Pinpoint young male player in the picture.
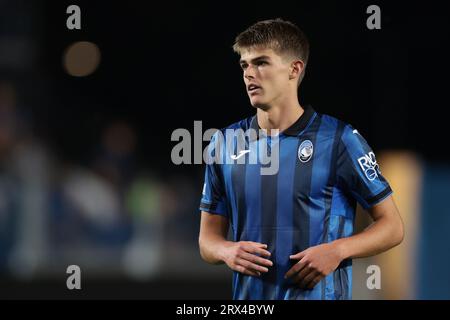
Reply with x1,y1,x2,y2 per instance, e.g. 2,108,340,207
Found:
198,18,404,300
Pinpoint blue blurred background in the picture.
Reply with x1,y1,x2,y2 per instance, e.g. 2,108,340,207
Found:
0,0,449,299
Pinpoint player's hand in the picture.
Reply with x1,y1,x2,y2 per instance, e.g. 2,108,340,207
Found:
222,241,273,277
284,243,343,289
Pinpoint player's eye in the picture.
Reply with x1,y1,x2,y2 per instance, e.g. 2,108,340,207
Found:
256,61,268,66
240,63,248,70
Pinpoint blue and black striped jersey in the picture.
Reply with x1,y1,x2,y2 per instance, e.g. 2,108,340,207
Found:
199,105,392,300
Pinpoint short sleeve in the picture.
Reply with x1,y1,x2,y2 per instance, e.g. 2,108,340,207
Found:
199,132,228,216
336,125,393,209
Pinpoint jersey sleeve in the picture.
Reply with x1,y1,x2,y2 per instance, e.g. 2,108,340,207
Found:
335,125,393,209
199,132,228,217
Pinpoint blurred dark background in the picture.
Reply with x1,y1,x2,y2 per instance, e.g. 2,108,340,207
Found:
0,0,449,299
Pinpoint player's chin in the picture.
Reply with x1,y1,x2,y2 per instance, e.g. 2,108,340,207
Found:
249,97,269,110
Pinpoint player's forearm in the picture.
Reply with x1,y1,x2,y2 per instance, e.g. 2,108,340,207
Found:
333,214,404,260
199,233,232,265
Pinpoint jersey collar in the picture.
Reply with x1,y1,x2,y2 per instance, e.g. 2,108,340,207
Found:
249,104,316,139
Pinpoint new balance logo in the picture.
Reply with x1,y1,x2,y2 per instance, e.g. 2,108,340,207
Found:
231,150,251,160
357,152,381,181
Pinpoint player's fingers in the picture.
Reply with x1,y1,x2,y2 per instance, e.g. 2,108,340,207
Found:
293,268,315,287
243,244,271,258
298,269,319,289
289,250,306,260
285,259,308,279
253,242,268,248
236,258,269,273
243,241,267,248
306,275,323,290
295,262,314,282
235,265,261,277
240,251,273,268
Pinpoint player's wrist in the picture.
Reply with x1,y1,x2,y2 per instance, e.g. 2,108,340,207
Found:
332,239,348,261
218,240,234,263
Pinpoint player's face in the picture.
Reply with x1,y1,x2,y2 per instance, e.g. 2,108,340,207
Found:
239,47,292,109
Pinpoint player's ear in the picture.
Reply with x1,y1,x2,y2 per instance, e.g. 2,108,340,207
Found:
289,59,304,80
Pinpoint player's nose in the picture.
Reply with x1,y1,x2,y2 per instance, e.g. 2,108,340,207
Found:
244,65,256,80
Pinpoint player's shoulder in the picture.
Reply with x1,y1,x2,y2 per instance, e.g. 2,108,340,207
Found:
316,111,365,145
314,111,353,136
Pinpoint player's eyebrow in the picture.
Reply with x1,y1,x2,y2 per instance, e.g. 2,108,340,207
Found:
239,55,271,64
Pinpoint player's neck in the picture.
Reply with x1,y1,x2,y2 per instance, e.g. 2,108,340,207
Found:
256,99,304,136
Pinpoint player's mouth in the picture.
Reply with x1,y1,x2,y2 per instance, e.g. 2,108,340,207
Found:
247,84,262,95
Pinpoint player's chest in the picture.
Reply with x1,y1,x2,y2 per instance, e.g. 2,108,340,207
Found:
223,135,334,201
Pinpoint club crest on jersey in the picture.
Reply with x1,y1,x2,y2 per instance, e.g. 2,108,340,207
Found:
357,151,381,181
298,140,313,163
